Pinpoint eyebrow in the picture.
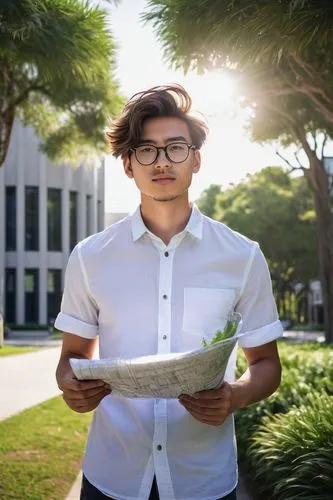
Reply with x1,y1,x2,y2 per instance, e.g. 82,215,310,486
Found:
138,136,188,145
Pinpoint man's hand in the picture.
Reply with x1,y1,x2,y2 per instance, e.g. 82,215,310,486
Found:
58,369,111,413
179,382,234,426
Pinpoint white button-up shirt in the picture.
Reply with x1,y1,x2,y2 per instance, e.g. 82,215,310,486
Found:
55,205,282,500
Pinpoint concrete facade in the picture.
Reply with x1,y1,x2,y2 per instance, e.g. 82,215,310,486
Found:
0,119,105,326
104,212,129,228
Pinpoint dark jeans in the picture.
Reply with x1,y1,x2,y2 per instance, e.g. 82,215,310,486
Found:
80,474,237,500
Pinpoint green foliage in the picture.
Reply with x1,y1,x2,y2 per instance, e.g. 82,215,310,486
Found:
196,184,221,219
143,1,333,71
200,167,318,288
143,1,333,155
202,316,238,347
249,391,333,499
235,341,333,497
0,0,124,166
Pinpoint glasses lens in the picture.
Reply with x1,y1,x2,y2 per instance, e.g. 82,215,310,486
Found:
166,143,189,163
136,145,157,165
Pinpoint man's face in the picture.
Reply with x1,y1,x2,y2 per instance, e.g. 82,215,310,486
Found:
123,116,201,203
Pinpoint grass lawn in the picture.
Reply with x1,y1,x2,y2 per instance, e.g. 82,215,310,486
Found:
0,345,40,357
0,396,92,499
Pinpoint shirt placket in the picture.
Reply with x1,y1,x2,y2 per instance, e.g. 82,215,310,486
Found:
151,236,181,500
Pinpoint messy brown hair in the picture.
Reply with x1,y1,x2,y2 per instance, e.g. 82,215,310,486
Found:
104,84,208,158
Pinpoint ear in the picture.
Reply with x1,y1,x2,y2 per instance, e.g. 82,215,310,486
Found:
193,149,201,174
123,154,134,179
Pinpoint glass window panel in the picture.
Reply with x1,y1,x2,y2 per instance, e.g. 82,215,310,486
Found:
25,186,39,251
47,189,62,251
24,269,39,323
70,191,78,250
5,268,16,323
47,269,62,322
6,187,16,251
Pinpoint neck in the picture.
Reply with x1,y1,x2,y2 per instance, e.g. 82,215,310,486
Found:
140,195,192,245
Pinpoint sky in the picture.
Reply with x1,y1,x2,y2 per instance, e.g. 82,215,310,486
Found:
104,0,281,213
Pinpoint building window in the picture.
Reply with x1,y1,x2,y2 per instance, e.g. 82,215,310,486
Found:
6,187,16,251
47,269,62,324
86,195,92,236
48,188,62,251
25,186,39,251
97,200,103,231
70,191,78,250
5,268,16,324
25,269,39,323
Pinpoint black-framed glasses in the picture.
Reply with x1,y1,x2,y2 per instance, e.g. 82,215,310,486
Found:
130,142,196,166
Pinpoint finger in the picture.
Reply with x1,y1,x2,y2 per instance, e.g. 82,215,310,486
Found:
192,387,226,400
73,391,110,408
179,397,224,410
186,409,223,426
180,401,227,418
64,389,110,410
61,378,108,392
63,385,111,401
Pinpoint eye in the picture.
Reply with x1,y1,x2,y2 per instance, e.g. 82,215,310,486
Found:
169,143,186,151
138,146,155,154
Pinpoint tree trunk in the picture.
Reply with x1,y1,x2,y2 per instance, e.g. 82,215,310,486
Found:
0,163,5,346
304,156,333,343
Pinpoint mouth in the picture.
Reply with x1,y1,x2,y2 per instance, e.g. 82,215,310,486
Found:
152,177,176,185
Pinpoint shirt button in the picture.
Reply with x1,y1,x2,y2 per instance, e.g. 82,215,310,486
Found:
157,444,162,451
162,335,167,340
162,294,168,299
164,251,169,257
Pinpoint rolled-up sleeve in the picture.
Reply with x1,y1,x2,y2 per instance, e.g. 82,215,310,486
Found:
236,244,283,348
54,244,98,339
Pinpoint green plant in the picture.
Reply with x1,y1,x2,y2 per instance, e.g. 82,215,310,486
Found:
235,342,333,460
202,313,241,347
249,391,333,499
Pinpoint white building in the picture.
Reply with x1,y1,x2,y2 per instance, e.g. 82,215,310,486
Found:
105,212,129,228
0,120,104,326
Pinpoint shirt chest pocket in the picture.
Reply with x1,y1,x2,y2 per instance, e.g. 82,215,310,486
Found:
182,287,236,337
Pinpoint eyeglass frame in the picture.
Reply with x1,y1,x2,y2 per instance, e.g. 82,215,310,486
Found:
130,142,197,166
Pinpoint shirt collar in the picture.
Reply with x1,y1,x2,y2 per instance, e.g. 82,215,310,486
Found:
131,203,203,242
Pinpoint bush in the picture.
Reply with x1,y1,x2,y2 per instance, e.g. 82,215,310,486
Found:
249,391,333,499
236,343,333,457
235,342,333,498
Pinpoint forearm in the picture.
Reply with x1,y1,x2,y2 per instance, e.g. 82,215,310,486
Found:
230,358,281,411
56,354,76,387
56,332,97,386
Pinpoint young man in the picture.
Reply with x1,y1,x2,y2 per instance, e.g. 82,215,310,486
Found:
55,85,282,500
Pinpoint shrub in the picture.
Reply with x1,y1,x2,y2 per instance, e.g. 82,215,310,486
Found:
236,342,333,460
249,391,333,499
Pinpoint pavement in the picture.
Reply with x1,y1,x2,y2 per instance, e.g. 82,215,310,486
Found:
6,329,322,499
0,344,62,421
282,329,325,343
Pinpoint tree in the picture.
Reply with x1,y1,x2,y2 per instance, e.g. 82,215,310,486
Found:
143,0,333,342
0,0,124,168
195,184,221,219
143,1,333,123
209,168,317,322
0,0,124,344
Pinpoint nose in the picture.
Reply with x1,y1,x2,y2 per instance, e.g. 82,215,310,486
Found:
155,147,171,168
